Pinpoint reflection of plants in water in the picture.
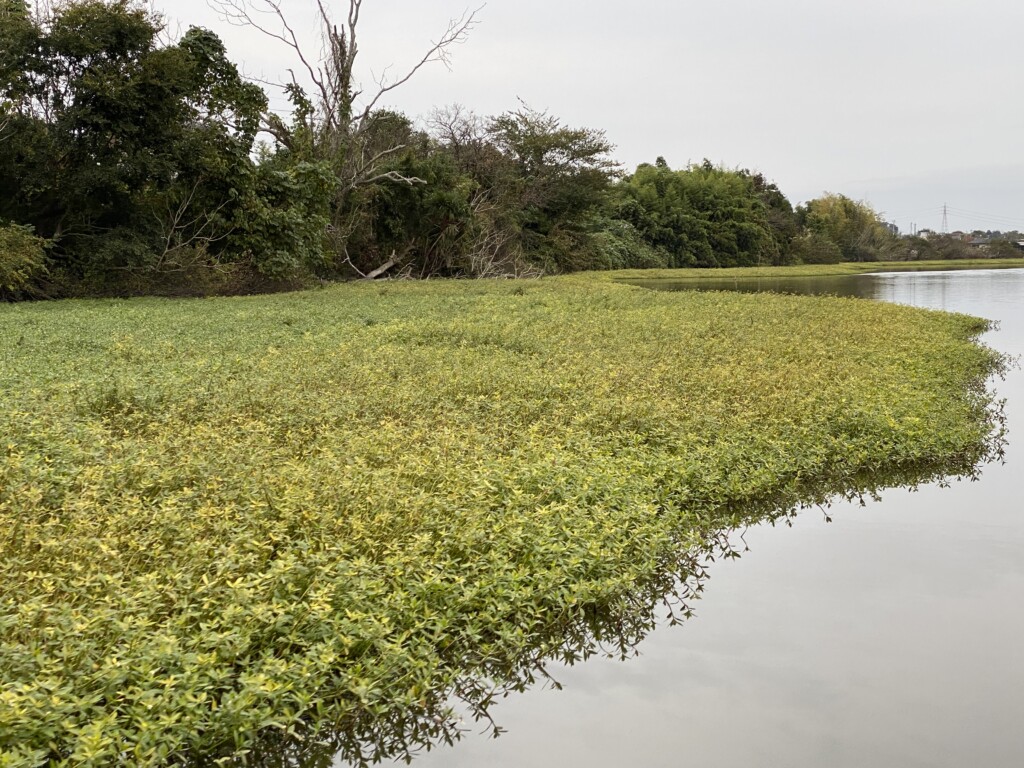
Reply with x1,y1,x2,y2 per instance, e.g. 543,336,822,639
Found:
2,281,1009,767
204,425,1006,768
196,538,724,767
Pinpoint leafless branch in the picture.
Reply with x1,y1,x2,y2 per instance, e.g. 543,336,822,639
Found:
337,143,426,193
207,0,482,275
357,7,482,125
209,0,481,139
427,104,481,148
338,247,366,278
361,251,397,280
211,0,339,129
151,178,232,269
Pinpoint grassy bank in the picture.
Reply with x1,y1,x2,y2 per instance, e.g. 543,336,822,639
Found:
604,257,1024,282
0,276,1005,765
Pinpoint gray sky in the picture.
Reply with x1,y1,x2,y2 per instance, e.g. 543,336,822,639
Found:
157,0,1024,234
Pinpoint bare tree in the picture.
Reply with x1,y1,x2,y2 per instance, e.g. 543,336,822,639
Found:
208,0,481,276
210,0,479,173
426,103,488,165
425,105,537,277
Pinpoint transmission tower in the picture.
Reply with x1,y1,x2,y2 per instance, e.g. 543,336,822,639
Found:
942,203,948,233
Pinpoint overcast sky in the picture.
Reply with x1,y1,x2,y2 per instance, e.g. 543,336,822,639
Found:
157,0,1024,234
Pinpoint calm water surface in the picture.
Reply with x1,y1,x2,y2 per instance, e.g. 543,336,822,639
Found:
404,269,1024,768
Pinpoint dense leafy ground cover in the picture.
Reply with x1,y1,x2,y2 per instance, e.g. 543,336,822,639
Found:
0,276,1005,765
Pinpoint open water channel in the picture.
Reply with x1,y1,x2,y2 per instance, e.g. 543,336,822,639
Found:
400,268,1024,768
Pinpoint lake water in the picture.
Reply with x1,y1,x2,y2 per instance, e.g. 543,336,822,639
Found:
403,269,1024,768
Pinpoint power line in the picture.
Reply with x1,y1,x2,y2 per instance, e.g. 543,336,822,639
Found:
895,204,1024,233
883,206,945,220
944,206,1024,228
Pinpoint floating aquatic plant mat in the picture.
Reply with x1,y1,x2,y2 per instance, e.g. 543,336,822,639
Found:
0,277,1005,765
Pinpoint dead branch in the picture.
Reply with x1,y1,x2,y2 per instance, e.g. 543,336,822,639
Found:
209,0,481,141
356,7,481,126
152,177,232,268
361,252,398,280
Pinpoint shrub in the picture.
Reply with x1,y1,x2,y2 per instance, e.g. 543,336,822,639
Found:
0,223,47,299
790,230,843,264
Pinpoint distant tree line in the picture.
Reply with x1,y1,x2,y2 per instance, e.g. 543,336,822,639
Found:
0,1,1006,300
900,230,1024,260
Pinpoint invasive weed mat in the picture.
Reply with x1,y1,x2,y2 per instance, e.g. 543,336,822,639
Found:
0,277,1004,765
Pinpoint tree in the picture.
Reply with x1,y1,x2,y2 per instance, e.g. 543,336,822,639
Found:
338,111,477,277
795,193,895,262
482,105,620,271
739,168,799,264
618,159,781,268
2,5,233,263
210,0,481,276
789,230,842,264
0,222,47,299
423,105,523,275
0,0,334,292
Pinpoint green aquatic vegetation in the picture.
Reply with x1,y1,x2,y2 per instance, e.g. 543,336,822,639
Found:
603,257,1024,282
0,276,1006,766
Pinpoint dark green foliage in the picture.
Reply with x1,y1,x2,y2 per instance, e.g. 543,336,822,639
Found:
742,168,799,263
0,222,46,298
983,238,1024,259
587,217,671,270
367,152,475,276
894,234,998,262
790,230,843,264
229,160,335,280
336,113,476,277
328,105,628,278
0,1,330,294
483,107,620,272
618,159,783,268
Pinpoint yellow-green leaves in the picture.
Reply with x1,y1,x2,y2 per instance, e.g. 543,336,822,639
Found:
0,277,1004,765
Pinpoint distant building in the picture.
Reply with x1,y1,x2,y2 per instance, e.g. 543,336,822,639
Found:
880,221,899,236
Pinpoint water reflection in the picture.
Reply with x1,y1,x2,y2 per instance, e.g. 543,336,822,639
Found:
210,465,1006,767
215,269,1019,768
622,265,1024,304
407,268,1024,768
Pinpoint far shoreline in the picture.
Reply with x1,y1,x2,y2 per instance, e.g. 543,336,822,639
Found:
603,258,1024,283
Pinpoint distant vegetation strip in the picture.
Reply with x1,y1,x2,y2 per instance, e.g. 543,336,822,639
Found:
0,277,1005,765
604,258,1024,282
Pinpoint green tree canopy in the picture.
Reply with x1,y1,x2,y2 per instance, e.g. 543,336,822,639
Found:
618,159,784,267
484,106,619,271
0,0,330,288
795,193,894,262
